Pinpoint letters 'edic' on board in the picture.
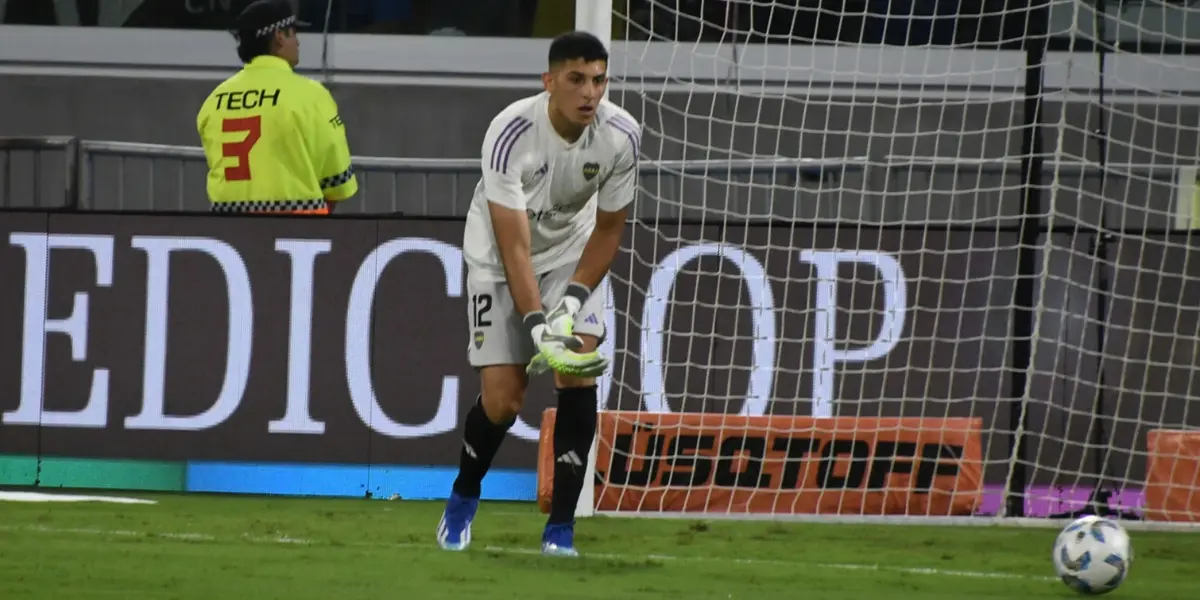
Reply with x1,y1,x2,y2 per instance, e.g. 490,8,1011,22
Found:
537,409,984,516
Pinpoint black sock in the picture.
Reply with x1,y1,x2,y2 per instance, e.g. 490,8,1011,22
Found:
451,396,514,498
549,386,598,525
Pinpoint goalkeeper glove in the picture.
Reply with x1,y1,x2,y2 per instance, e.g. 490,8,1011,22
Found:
525,284,608,378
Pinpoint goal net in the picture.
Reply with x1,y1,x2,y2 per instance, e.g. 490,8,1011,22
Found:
536,0,1200,527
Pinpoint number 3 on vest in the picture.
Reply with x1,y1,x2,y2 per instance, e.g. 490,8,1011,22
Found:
221,116,262,181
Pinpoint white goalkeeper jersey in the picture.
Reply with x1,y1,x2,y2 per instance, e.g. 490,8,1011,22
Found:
463,92,641,282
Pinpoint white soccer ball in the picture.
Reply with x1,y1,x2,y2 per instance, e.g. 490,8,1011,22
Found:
1052,515,1133,595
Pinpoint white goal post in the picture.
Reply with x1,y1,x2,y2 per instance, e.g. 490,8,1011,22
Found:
550,0,1200,530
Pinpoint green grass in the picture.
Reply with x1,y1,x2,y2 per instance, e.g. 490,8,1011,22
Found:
0,493,1195,599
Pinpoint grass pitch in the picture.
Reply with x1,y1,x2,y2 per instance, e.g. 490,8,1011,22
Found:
0,492,1195,599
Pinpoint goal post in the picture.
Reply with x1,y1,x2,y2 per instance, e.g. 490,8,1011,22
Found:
550,0,1200,529
571,0,611,520
574,0,613,50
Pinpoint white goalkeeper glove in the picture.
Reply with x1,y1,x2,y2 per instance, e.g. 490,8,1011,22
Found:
525,283,609,378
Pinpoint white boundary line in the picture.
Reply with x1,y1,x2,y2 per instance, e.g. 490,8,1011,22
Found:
490,510,1200,533
0,524,1057,583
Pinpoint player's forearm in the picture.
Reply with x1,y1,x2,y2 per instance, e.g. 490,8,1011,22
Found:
488,201,543,317
571,218,625,291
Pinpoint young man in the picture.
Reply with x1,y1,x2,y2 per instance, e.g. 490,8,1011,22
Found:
438,31,641,557
196,0,357,215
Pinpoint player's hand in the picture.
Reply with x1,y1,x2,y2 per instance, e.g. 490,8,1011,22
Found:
524,305,608,378
527,327,609,378
545,295,584,348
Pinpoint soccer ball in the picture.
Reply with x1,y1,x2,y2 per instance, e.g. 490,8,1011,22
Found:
1052,515,1133,595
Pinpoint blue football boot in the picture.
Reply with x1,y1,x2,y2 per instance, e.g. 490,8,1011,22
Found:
436,492,479,551
541,521,579,557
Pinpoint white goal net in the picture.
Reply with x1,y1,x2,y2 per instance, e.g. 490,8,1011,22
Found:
538,0,1200,527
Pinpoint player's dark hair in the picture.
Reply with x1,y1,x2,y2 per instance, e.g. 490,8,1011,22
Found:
547,31,608,68
236,26,291,64
236,36,272,63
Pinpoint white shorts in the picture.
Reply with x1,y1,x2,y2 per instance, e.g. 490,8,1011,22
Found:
465,262,607,368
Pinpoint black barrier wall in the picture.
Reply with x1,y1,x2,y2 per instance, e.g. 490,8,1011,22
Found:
1,211,1198,497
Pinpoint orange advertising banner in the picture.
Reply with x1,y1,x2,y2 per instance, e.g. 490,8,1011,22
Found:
538,410,984,516
1144,429,1200,522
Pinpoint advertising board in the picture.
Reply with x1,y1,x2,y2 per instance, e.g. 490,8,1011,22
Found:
535,409,984,516
0,211,1189,514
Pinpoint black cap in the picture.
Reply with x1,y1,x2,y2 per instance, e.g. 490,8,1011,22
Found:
232,0,310,42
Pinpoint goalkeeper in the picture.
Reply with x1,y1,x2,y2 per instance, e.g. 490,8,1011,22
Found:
437,31,640,558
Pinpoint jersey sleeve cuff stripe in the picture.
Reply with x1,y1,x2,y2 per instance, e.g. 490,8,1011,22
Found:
608,118,641,162
489,117,525,171
489,116,532,173
609,114,639,132
497,121,534,175
320,166,354,189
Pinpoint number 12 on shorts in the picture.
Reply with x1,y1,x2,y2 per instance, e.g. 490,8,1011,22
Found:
472,293,492,328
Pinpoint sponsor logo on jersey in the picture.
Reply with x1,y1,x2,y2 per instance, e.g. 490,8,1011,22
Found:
526,196,591,221
582,162,601,181
526,207,562,221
